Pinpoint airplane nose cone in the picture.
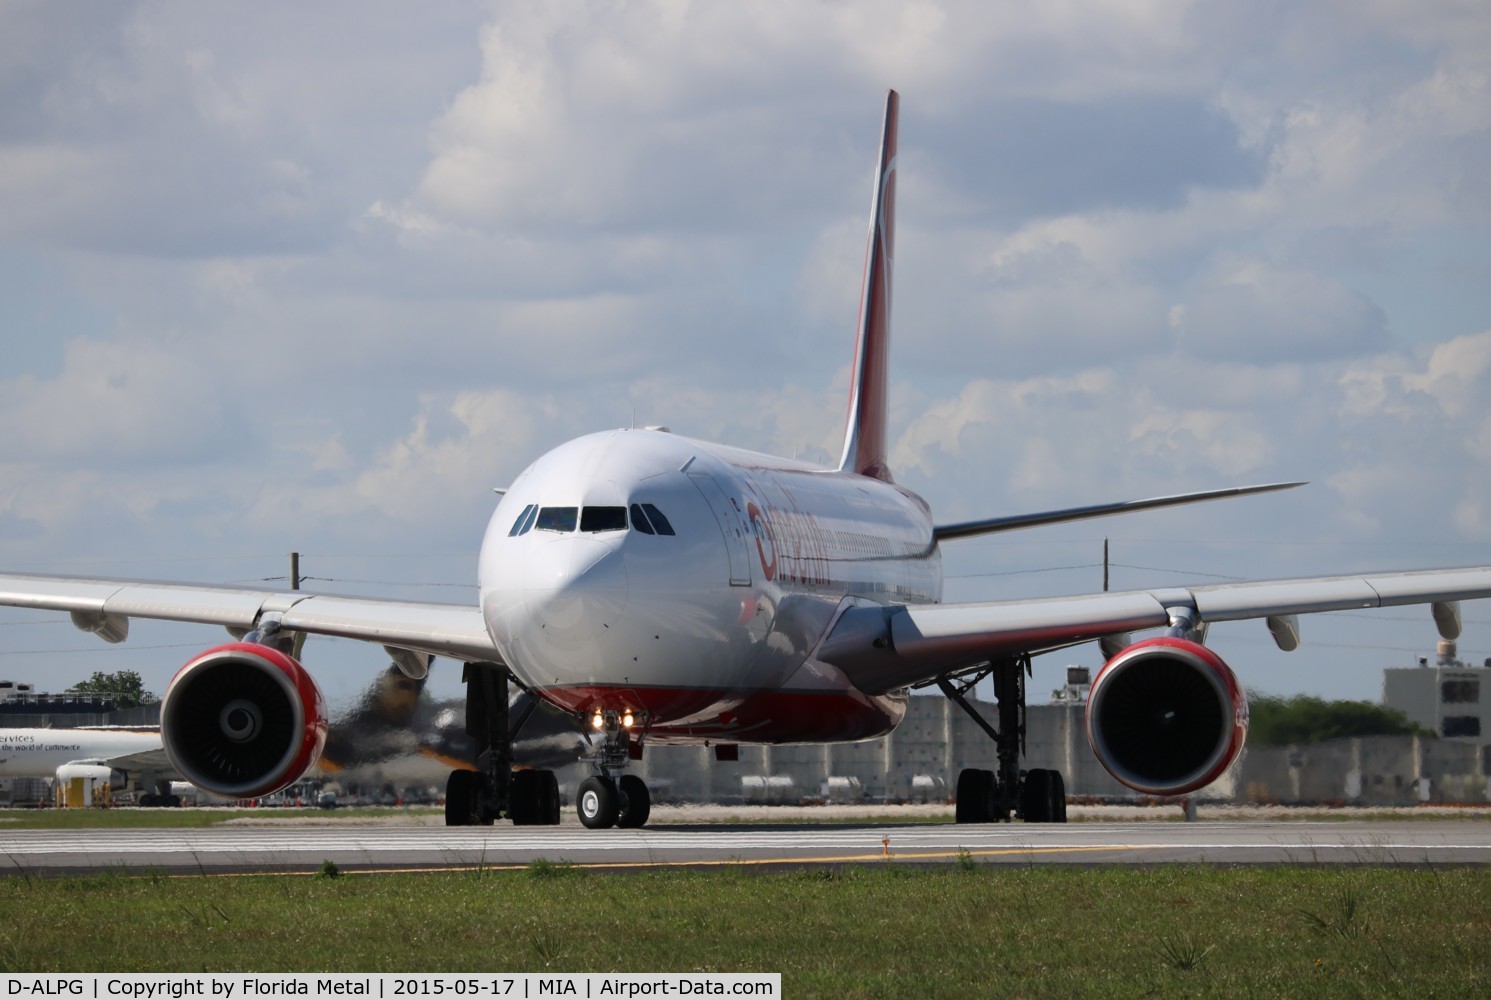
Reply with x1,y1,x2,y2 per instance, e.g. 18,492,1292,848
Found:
516,538,629,668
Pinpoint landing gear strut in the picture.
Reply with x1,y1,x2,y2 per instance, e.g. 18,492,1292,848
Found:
942,655,1067,824
444,661,561,827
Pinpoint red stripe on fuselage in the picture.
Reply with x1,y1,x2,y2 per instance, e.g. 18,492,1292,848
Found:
535,683,907,744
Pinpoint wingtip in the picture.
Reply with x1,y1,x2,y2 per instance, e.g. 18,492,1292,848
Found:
1242,481,1308,494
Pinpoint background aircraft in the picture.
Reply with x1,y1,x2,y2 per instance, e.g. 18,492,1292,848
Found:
1,92,1488,831
0,726,174,805
0,661,587,806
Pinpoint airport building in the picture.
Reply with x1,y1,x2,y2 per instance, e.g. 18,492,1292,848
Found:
0,679,121,723
620,694,1140,805
1382,640,1491,743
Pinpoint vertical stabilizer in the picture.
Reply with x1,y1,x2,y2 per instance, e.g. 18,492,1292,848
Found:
838,89,898,483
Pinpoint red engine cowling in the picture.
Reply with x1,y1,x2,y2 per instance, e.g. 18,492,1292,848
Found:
159,643,328,799
1085,636,1248,796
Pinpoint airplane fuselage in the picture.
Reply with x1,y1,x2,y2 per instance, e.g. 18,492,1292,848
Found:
478,429,942,744
0,728,161,777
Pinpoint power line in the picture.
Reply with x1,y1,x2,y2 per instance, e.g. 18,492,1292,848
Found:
0,643,205,656
946,563,1099,580
1109,562,1246,581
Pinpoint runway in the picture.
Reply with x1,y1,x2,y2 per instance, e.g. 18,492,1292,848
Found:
4,818,1490,875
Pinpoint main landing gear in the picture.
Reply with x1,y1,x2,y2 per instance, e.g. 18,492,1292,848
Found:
942,655,1068,824
137,778,182,808
444,662,562,826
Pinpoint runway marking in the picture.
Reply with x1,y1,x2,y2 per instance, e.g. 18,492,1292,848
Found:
7,828,1491,853
5,822,1489,876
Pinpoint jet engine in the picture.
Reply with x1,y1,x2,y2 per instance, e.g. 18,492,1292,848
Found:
159,642,328,799
1085,636,1247,796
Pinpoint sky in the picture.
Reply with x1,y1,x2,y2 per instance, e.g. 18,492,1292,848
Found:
1,0,1489,712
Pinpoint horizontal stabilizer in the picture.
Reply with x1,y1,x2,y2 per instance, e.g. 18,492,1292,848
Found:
932,481,1306,542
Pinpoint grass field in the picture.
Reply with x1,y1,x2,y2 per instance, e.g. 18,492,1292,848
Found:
0,861,1487,997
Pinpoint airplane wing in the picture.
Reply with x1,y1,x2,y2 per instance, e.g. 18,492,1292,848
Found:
0,573,502,665
92,745,175,774
816,566,1491,695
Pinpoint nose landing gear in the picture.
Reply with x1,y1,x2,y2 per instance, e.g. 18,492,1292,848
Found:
575,711,651,829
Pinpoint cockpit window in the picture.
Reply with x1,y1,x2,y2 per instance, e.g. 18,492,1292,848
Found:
508,504,537,537
640,503,676,536
520,503,671,537
535,507,579,532
580,506,628,532
629,503,655,535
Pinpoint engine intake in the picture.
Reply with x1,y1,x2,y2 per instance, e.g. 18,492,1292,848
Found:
1085,636,1247,796
160,642,327,799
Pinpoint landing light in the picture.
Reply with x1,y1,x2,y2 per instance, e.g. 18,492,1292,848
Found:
622,710,634,728
591,711,604,730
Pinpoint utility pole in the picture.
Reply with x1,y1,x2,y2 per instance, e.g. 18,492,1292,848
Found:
289,552,306,660
1103,538,1109,593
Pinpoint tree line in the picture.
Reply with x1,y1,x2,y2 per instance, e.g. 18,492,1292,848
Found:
1247,692,1430,745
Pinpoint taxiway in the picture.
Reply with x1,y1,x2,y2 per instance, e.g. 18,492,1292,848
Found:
3,817,1489,875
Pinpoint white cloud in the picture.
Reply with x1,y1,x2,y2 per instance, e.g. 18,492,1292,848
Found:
0,337,250,466
1403,330,1491,418
1179,262,1390,363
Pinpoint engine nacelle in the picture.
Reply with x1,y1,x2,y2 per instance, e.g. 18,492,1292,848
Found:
1085,636,1248,797
160,642,328,799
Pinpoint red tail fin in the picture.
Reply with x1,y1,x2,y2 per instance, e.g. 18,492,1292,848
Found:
838,90,898,482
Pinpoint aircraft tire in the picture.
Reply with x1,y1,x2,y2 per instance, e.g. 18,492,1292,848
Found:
445,769,478,827
955,768,995,823
1021,769,1054,823
617,774,651,828
577,776,618,829
509,770,538,826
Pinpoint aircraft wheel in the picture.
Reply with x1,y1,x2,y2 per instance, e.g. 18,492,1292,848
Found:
577,776,618,829
509,770,538,826
139,793,159,808
617,774,651,828
955,768,995,824
1021,769,1054,823
445,769,479,827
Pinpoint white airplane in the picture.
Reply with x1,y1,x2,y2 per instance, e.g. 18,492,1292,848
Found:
2,91,1489,829
0,726,180,804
